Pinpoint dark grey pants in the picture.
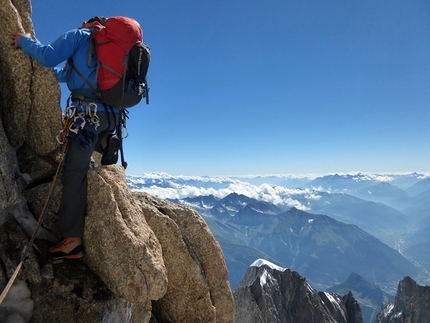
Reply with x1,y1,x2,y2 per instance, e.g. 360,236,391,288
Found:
59,110,118,237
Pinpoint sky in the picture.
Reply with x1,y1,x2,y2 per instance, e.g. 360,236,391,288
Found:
28,0,430,176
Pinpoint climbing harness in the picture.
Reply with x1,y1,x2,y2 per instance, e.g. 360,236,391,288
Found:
0,113,72,304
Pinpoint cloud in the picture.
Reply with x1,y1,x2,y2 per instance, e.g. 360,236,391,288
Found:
128,171,428,211
131,174,317,211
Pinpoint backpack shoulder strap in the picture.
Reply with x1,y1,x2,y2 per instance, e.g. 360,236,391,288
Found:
67,58,100,98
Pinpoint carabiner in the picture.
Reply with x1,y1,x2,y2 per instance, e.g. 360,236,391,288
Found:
69,112,87,134
86,103,100,127
64,105,76,119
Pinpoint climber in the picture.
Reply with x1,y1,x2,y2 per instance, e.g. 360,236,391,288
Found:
10,17,121,262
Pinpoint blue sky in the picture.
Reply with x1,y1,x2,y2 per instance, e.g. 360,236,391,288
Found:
29,0,430,176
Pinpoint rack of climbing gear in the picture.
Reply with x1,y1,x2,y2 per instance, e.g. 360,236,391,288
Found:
0,110,72,304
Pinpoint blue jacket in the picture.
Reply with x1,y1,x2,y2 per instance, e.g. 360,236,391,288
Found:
18,28,115,112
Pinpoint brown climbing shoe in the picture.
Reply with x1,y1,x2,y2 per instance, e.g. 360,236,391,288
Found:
49,237,84,262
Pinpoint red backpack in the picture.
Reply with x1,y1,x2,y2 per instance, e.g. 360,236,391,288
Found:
72,16,151,108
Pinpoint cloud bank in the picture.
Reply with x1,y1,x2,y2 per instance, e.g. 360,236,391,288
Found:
127,172,328,211
127,171,429,212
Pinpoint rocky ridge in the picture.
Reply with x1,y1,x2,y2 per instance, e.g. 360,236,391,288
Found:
234,259,363,323
374,276,430,323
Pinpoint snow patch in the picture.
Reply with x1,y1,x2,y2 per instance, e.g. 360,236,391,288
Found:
305,282,315,294
321,292,343,312
1,200,56,242
381,303,395,318
103,301,133,323
259,270,268,286
0,280,34,322
251,259,287,272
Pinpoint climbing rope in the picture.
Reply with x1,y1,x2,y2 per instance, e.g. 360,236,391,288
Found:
0,112,72,304
56,105,76,144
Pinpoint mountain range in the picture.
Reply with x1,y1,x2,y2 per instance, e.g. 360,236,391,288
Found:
127,172,430,319
194,197,420,292
128,171,430,250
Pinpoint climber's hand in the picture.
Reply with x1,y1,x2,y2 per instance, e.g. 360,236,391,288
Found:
10,32,30,49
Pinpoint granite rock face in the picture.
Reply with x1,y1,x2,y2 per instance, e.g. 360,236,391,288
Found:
0,0,62,162
0,1,235,322
84,167,168,304
234,259,363,323
374,276,430,323
135,193,235,323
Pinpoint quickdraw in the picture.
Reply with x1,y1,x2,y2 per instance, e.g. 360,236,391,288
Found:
0,134,69,304
85,102,100,128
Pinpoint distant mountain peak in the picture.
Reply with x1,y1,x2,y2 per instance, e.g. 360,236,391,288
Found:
374,277,430,323
251,258,287,272
234,258,363,323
